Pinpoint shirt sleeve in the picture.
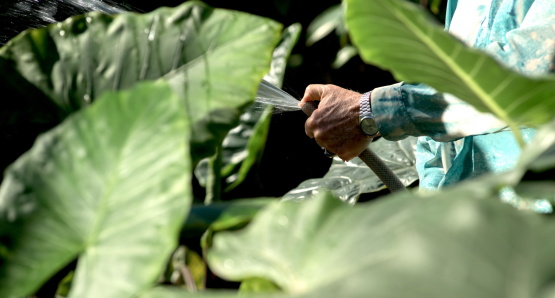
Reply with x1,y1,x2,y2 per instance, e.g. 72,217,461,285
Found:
371,0,555,142
371,82,507,142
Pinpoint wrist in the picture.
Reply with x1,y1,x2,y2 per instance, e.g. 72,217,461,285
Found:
359,91,379,137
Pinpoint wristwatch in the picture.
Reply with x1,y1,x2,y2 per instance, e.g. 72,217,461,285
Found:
359,91,379,136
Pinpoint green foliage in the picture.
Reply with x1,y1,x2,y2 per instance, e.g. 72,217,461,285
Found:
140,286,236,297
0,0,282,174
283,137,418,203
345,0,555,145
182,198,274,240
265,23,303,87
203,0,555,297
239,278,280,294
305,0,445,69
305,3,355,69
3,0,555,297
209,189,555,297
306,4,345,47
0,1,282,297
194,23,301,201
0,82,192,298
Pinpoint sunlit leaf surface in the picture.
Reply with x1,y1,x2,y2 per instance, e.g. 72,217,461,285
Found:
305,4,343,46
346,0,555,141
0,82,190,298
283,137,418,203
194,23,301,195
0,2,282,296
0,1,282,177
208,189,555,297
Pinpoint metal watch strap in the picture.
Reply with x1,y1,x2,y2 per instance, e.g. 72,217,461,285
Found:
360,91,372,117
359,91,379,136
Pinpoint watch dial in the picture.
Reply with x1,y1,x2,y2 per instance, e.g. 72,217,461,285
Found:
361,118,378,135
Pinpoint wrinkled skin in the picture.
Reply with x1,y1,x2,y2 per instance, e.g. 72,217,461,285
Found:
299,84,374,161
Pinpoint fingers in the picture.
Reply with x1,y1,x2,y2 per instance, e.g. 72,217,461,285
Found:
300,83,369,161
305,119,315,139
304,111,318,139
328,137,373,161
302,85,327,138
298,84,327,107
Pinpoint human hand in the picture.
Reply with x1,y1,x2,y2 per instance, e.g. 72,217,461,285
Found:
299,84,373,161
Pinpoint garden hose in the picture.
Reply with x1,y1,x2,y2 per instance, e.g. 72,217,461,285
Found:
301,101,406,193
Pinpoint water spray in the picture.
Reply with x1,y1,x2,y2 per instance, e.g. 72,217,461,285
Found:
257,79,406,193
0,0,130,46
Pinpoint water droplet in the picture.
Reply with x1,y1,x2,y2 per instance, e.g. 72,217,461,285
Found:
59,30,66,37
86,16,92,24
84,94,91,104
148,30,156,41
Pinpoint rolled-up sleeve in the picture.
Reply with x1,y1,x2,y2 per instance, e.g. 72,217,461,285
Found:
371,82,507,142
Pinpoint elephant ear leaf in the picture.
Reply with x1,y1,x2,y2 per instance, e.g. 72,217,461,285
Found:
208,189,553,297
0,82,191,298
0,1,280,113
194,23,301,197
283,137,418,203
0,1,282,178
345,0,555,145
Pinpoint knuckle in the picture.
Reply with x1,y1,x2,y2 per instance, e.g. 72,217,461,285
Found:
305,117,315,129
313,130,323,141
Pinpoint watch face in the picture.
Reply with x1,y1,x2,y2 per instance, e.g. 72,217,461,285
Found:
361,118,378,136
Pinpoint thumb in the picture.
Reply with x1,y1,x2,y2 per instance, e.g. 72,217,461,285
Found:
298,84,326,107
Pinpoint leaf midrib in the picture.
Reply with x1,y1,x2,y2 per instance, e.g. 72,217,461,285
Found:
383,1,510,122
373,0,522,144
82,101,138,250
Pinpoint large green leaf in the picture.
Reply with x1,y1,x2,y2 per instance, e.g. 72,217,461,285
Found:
194,23,301,198
515,119,555,174
345,0,555,143
0,1,282,177
305,4,343,46
332,45,358,69
181,198,274,241
0,82,191,298
283,137,418,203
264,23,302,87
208,188,555,297
141,286,237,297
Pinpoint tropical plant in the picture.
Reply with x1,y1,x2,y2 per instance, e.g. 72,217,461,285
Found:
205,0,555,296
0,1,283,297
305,3,355,69
305,0,445,69
2,0,555,297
